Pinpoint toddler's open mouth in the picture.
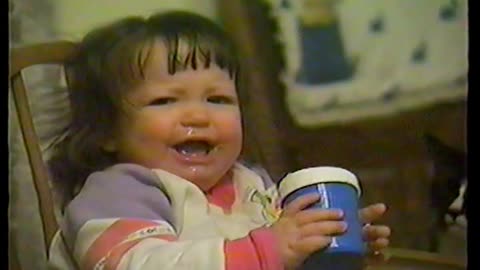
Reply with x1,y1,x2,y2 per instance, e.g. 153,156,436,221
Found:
173,140,214,157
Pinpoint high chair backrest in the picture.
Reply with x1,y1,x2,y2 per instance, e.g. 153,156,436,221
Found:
9,41,77,255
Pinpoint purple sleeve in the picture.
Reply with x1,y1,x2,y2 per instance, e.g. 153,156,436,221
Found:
61,163,174,247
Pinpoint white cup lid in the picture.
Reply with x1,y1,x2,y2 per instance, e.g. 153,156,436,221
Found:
278,166,361,199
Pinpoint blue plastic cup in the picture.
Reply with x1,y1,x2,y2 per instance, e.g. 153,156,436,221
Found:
278,167,365,270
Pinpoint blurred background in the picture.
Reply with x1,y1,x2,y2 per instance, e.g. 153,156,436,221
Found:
9,0,467,269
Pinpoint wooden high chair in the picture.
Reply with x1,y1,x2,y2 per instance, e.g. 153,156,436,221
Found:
9,41,77,270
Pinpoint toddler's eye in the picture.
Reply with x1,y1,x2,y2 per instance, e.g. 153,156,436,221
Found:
207,95,236,105
149,97,176,106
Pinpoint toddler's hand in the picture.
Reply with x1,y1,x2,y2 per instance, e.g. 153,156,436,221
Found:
359,203,391,266
271,194,346,270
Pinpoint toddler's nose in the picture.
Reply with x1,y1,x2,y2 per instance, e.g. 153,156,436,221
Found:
180,102,210,127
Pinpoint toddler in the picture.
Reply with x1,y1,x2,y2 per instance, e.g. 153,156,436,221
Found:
48,10,390,270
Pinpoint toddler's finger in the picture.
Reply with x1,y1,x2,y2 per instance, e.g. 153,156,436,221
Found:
291,236,333,255
359,203,387,224
364,250,388,267
362,225,391,241
296,209,344,225
300,221,347,238
282,194,320,216
367,238,390,251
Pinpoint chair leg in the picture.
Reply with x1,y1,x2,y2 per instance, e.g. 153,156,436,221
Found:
9,234,23,270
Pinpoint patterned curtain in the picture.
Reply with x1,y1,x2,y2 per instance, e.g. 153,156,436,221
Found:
265,0,467,127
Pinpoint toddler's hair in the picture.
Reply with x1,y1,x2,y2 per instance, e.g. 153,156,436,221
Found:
48,11,241,209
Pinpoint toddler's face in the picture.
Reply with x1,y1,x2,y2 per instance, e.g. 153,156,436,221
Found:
105,41,242,191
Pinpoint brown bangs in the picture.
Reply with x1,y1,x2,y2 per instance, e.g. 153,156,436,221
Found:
162,34,238,79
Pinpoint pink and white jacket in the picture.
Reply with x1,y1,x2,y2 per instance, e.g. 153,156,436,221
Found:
48,163,284,270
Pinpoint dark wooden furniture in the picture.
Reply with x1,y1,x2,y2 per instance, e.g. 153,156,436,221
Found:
371,248,466,270
219,0,467,251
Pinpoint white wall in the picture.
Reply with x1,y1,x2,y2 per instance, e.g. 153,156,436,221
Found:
52,0,218,40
